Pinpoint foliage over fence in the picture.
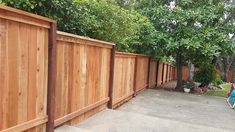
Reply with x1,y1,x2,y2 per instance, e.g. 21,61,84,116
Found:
1,0,157,55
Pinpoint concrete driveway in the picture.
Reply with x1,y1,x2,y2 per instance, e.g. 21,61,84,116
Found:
56,89,235,132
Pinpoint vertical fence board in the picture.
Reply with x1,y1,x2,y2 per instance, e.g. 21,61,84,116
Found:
182,66,189,81
157,62,163,86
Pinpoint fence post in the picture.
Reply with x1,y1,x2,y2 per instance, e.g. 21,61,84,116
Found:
147,57,151,88
171,65,173,81
47,22,57,132
169,65,172,81
156,61,159,86
108,45,116,109
133,55,138,96
166,64,168,83
161,63,165,84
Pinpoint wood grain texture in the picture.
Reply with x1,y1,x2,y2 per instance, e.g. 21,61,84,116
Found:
157,62,163,86
47,22,57,132
162,63,167,83
54,32,112,127
0,7,50,132
135,56,150,93
112,52,136,107
149,60,157,88
182,66,189,81
108,46,115,108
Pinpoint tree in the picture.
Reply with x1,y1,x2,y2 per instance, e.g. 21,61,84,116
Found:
216,1,235,82
137,0,235,89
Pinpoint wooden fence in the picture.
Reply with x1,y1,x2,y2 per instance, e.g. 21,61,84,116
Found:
182,66,189,81
111,54,177,108
0,5,177,132
134,55,150,94
53,32,114,127
149,60,157,88
177,66,235,82
0,6,56,132
216,69,234,82
112,52,136,108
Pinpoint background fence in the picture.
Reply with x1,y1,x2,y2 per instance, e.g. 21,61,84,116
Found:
0,6,177,132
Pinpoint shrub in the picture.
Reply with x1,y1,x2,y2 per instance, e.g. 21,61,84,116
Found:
194,64,216,86
213,78,224,86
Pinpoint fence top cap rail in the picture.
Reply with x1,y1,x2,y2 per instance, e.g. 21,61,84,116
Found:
163,62,174,66
0,5,56,23
57,31,115,46
116,51,150,57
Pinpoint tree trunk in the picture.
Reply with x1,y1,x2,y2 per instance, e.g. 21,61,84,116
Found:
221,70,227,82
188,60,194,81
176,53,183,89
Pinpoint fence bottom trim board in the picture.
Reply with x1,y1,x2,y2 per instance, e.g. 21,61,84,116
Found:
149,83,157,89
136,84,148,93
54,97,110,127
1,116,48,132
113,91,135,106
136,87,148,95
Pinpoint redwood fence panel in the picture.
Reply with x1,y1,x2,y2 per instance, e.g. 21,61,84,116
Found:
157,61,164,86
53,31,114,127
149,60,157,88
227,70,233,82
0,6,55,132
134,55,150,93
170,65,173,81
167,64,170,82
182,66,189,81
162,63,168,83
112,52,136,108
216,69,233,82
168,65,171,81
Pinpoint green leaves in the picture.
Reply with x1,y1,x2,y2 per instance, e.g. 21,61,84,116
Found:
2,0,157,54
194,63,217,85
137,0,235,64
3,0,235,63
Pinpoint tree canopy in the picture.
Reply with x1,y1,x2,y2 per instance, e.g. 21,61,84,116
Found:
1,0,157,54
135,0,235,87
2,0,235,88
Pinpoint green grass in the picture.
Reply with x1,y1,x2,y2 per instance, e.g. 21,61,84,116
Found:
203,83,232,98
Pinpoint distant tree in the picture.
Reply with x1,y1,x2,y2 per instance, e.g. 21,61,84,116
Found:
137,0,235,89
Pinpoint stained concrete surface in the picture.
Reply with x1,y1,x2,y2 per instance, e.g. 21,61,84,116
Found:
56,89,235,132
